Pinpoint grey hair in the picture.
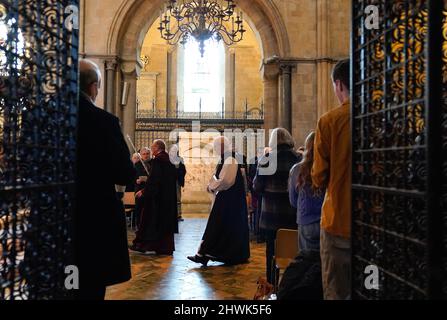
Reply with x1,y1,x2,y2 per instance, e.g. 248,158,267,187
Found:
153,139,166,151
269,127,295,149
79,59,101,94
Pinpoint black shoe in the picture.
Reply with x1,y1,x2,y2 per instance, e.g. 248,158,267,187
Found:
187,255,209,266
129,245,145,253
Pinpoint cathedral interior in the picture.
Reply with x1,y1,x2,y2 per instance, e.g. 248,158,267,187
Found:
0,0,447,302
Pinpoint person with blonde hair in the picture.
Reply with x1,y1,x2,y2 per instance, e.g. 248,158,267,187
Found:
188,136,250,266
253,128,301,283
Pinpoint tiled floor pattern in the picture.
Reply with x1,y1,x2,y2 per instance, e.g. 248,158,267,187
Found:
106,215,266,300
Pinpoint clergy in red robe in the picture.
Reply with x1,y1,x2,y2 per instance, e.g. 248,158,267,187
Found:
130,140,178,255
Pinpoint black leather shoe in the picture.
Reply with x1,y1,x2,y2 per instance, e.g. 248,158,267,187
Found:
129,245,146,253
187,255,209,266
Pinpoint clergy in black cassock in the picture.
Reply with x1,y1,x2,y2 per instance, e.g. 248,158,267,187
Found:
76,60,135,300
188,136,250,266
133,148,151,227
130,140,178,255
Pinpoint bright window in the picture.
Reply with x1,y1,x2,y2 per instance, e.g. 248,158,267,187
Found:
183,39,225,113
0,18,25,75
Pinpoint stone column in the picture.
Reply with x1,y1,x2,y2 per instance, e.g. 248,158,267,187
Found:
120,61,141,142
225,48,236,118
177,45,185,112
261,61,280,135
317,60,332,118
166,48,175,114
279,64,293,132
115,65,123,121
316,0,333,118
169,47,178,115
137,72,160,111
105,58,118,114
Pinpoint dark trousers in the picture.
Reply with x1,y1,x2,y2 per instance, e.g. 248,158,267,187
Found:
75,285,106,300
264,229,277,283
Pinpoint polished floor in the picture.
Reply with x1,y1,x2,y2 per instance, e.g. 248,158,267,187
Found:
106,215,266,300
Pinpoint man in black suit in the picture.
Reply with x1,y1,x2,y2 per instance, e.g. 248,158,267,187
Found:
133,147,151,228
75,59,135,300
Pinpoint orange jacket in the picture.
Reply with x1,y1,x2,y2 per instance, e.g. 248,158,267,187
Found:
312,101,351,239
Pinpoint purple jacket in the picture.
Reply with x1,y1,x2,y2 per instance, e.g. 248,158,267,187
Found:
289,164,324,225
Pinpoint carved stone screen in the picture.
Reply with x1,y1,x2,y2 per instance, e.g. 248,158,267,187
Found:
0,1,78,299
351,0,446,299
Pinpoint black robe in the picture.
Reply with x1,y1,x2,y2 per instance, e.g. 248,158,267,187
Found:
75,95,135,288
133,151,178,253
199,154,250,264
133,160,151,225
134,160,151,192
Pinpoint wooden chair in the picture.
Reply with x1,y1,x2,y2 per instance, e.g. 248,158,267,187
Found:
123,192,136,229
272,229,299,293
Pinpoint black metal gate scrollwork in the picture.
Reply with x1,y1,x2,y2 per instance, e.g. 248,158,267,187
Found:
352,0,446,299
441,2,447,299
0,1,79,300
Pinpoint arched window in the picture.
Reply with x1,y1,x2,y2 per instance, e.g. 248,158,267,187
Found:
182,39,225,113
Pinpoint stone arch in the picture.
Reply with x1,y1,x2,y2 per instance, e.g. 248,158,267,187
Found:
108,0,290,61
107,0,290,138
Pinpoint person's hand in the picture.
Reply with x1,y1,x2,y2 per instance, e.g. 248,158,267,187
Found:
136,178,142,185
135,190,144,198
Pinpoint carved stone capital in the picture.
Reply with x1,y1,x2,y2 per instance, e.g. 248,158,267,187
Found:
120,58,142,78
261,60,280,81
279,60,297,75
105,58,118,71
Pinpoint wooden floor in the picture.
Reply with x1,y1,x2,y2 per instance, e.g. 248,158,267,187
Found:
106,215,266,300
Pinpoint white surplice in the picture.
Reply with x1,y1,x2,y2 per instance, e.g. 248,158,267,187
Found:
207,156,239,208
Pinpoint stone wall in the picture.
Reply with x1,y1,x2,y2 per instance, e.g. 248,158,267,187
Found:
292,63,317,147
138,17,264,114
80,0,352,212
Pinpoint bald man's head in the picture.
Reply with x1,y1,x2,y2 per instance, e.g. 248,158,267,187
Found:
79,59,101,102
213,136,232,156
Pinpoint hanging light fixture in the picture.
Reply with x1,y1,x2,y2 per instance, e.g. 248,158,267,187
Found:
158,0,246,57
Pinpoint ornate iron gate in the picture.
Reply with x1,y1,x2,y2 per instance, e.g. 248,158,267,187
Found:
0,0,78,300
351,0,446,299
442,3,447,299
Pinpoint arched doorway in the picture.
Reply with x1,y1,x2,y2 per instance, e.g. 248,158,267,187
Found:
105,0,291,141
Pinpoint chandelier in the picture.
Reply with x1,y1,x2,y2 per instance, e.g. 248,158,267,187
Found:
158,0,246,57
